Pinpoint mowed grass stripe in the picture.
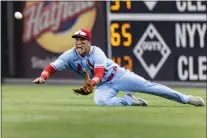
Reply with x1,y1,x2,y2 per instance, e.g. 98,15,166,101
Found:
2,85,206,138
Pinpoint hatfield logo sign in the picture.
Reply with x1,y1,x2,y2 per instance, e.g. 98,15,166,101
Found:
133,24,171,79
23,1,97,53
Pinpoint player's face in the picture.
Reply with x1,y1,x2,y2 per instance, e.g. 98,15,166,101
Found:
75,38,91,56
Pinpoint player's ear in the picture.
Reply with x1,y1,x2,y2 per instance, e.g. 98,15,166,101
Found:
88,40,91,45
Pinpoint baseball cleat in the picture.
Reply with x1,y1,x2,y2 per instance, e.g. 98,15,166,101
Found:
187,96,205,106
126,93,148,106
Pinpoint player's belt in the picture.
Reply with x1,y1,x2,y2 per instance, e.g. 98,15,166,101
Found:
106,66,117,82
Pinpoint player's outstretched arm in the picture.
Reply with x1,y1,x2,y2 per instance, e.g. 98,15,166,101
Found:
32,64,56,84
90,47,107,87
33,49,72,84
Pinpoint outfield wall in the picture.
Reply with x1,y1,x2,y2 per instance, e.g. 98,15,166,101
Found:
2,78,206,89
2,1,207,86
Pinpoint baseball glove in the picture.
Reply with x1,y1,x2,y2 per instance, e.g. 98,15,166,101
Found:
72,72,94,95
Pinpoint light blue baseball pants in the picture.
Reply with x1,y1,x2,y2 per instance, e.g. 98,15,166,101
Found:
94,69,189,106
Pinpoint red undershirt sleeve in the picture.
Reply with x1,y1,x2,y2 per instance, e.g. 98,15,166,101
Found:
40,64,56,80
94,67,104,80
91,67,105,87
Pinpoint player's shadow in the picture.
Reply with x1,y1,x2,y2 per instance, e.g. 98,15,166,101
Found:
49,103,96,107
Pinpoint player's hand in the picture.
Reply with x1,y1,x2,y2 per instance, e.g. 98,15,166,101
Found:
32,77,45,84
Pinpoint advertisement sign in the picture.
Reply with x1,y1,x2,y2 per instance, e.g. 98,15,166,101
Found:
22,1,107,78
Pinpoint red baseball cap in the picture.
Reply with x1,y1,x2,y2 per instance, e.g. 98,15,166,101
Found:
72,29,91,41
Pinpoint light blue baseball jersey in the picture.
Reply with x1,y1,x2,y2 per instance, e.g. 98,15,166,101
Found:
50,46,190,106
51,46,124,83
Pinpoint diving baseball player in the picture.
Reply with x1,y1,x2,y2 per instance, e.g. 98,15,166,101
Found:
33,29,205,107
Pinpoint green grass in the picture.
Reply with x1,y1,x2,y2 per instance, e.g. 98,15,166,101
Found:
2,85,206,138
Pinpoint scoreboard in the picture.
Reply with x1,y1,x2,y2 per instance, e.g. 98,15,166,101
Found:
106,1,207,82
